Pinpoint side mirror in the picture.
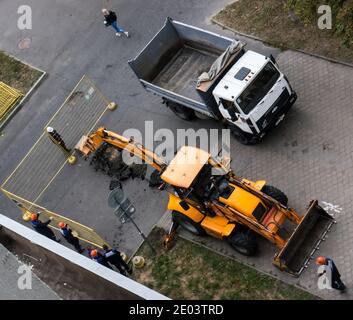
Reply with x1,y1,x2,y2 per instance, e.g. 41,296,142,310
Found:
179,200,190,211
231,113,239,122
269,54,277,65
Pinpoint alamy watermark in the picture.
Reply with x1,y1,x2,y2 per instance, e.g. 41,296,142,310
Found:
120,121,231,171
317,264,332,290
17,264,32,290
17,5,32,30
318,5,332,30
15,4,333,31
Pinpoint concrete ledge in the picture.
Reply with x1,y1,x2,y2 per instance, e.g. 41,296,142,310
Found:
0,214,169,300
0,243,60,300
211,18,353,69
0,57,47,132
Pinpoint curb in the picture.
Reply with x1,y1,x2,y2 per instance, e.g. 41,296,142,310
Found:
127,224,158,264
211,18,353,69
0,56,47,132
128,238,145,264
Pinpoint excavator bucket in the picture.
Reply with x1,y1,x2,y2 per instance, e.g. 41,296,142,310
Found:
273,200,335,276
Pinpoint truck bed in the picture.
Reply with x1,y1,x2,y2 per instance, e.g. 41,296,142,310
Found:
129,18,234,116
152,47,219,104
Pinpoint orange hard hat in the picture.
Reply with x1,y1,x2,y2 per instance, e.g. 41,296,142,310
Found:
58,222,66,229
90,249,98,258
31,213,38,221
316,256,326,265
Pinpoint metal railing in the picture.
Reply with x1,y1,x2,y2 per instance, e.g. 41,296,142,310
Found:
0,82,23,122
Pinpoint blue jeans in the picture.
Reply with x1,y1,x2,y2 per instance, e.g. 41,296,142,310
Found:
111,21,125,33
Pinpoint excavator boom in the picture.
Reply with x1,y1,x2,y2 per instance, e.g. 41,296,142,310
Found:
75,127,166,172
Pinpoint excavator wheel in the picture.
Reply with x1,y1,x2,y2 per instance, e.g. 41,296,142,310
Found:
262,185,288,206
226,231,258,256
171,211,206,236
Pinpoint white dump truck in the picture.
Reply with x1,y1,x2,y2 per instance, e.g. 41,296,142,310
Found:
129,18,297,144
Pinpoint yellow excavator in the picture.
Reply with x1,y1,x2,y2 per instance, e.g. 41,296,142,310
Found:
76,127,335,276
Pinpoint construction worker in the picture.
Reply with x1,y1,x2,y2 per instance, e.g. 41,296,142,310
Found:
46,127,71,152
89,249,112,269
102,244,132,276
316,256,346,292
58,222,84,253
31,213,60,242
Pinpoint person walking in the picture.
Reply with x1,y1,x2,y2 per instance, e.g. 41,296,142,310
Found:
102,244,132,276
46,127,71,152
316,256,346,292
58,222,84,253
89,249,112,269
31,213,60,242
102,8,129,38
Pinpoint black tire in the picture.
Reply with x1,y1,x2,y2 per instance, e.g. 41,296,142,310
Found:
194,111,211,120
167,101,195,121
226,231,258,256
229,124,258,145
172,211,206,236
262,185,288,206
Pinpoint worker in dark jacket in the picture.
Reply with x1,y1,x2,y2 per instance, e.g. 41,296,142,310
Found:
31,213,60,242
46,127,71,152
89,249,112,269
102,244,132,275
316,256,346,292
58,222,84,253
102,8,129,38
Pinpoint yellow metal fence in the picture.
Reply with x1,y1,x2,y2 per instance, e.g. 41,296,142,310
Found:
0,82,23,122
2,189,109,249
1,75,112,249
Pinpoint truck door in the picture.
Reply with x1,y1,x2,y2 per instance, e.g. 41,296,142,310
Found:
218,98,253,134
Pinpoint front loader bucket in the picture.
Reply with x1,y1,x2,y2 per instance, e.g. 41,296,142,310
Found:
273,200,335,276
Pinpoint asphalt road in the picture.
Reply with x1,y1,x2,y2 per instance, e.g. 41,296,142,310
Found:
0,0,278,254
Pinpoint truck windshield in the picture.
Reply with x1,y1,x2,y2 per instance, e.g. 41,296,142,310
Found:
236,62,280,115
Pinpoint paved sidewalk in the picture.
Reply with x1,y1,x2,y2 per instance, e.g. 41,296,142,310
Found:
0,244,59,300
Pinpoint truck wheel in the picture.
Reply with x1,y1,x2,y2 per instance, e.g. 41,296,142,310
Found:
172,211,206,236
229,125,257,145
167,101,195,121
262,185,288,206
194,111,211,120
226,231,258,256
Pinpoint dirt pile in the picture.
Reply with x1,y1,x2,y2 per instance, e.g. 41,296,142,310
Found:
89,143,147,181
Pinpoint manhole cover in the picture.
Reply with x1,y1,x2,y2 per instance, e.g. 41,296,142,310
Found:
18,38,31,50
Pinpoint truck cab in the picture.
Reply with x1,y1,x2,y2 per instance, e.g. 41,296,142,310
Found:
213,51,297,144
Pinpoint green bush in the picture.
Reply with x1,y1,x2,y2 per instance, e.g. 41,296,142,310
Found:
336,0,353,47
287,0,353,47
